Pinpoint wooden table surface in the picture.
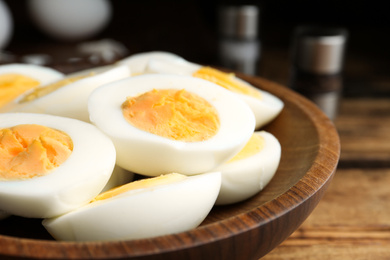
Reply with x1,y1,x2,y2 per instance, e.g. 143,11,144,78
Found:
262,97,390,259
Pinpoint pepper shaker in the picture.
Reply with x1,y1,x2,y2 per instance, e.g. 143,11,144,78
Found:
290,26,348,120
217,4,260,75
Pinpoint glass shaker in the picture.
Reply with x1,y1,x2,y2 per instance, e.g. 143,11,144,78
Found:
217,4,260,75
290,26,348,120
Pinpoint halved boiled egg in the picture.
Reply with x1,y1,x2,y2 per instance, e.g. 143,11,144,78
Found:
42,171,221,242
0,63,64,111
88,74,255,176
117,51,185,75
101,165,134,193
6,64,131,122
145,59,284,129
0,113,116,218
215,130,281,205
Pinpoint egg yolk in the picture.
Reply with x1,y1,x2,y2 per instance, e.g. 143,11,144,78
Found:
0,74,40,108
0,124,73,181
19,72,94,103
122,89,220,142
228,134,265,163
192,67,262,100
92,173,186,202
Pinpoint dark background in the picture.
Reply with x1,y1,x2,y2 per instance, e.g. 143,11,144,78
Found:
3,0,390,97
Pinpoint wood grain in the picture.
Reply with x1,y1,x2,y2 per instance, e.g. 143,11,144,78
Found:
263,169,390,260
263,97,390,259
335,98,390,168
0,75,340,260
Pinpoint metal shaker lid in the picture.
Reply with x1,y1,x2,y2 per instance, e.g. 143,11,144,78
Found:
218,5,259,40
293,26,348,74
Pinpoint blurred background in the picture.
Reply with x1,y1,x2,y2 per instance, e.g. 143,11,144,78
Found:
1,0,390,97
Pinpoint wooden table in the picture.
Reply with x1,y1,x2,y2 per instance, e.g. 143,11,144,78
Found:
262,98,390,259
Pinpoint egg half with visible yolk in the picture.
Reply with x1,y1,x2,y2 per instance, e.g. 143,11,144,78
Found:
0,113,116,218
0,63,64,111
145,59,284,129
5,64,131,122
42,171,221,242
88,74,255,176
215,130,281,205
117,51,185,75
0,167,133,221
101,164,134,193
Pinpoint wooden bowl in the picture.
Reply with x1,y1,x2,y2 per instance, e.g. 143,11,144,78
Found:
0,74,340,260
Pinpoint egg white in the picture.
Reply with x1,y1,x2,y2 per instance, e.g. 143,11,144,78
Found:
101,165,134,193
215,131,281,205
0,113,116,218
117,51,185,75
237,82,284,129
145,58,200,75
88,74,255,176
0,63,64,84
7,64,130,122
146,59,284,129
0,63,64,112
42,171,221,242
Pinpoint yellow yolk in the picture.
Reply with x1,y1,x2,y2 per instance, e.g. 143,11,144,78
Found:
92,173,186,202
0,74,40,108
122,89,220,142
228,134,265,163
192,67,262,100
19,72,94,103
0,124,73,181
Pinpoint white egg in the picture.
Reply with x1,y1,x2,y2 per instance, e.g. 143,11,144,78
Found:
146,59,284,129
88,74,255,176
117,51,186,75
0,63,64,111
0,113,116,218
215,131,281,205
0,0,13,49
7,64,130,122
28,0,112,41
42,171,221,242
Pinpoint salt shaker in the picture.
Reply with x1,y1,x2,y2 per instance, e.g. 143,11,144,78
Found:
217,5,260,75
290,26,348,120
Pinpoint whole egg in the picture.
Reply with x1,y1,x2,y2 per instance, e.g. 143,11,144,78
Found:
28,0,112,41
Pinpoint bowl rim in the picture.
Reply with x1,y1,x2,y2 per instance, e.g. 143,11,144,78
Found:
0,74,341,259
